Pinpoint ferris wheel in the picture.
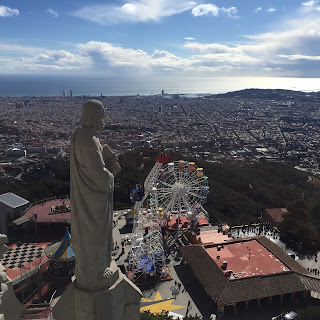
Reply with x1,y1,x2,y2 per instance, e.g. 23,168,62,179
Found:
154,160,209,218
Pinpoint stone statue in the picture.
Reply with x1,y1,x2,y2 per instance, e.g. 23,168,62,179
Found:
54,100,141,320
70,99,121,291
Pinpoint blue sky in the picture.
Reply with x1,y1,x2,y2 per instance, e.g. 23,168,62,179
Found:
1,0,320,77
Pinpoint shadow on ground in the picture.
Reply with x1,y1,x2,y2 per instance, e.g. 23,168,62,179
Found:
119,224,133,234
174,261,308,320
174,262,215,319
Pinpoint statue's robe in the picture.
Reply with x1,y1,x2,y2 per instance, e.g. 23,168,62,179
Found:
70,127,114,291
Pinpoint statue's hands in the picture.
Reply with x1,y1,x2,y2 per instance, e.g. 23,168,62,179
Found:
102,144,114,162
102,144,121,176
109,162,121,177
103,267,113,279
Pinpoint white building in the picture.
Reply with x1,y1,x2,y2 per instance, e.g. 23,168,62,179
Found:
0,193,30,234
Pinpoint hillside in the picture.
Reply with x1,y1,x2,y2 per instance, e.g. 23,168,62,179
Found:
2,148,319,224
1,148,320,248
215,88,320,102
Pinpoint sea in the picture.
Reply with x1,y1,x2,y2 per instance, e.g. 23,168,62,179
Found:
0,74,320,97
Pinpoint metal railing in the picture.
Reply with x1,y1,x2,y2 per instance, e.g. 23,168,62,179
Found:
12,257,49,286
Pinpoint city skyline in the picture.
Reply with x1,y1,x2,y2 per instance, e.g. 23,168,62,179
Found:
1,0,320,78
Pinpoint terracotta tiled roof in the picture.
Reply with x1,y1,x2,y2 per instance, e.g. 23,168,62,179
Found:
181,236,310,306
180,244,228,301
220,272,306,305
197,216,209,226
300,274,320,293
265,208,287,223
256,236,309,275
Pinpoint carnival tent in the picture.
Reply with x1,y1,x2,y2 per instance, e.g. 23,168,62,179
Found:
45,228,75,261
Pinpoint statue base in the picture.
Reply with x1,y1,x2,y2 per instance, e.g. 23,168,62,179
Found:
0,279,23,320
0,263,23,320
52,261,142,320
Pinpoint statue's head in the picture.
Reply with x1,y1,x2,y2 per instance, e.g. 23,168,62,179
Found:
80,100,104,131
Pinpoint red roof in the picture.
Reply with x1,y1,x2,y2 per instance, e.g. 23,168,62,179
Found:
197,216,209,226
206,239,290,279
167,216,189,230
265,208,288,223
24,199,71,224
180,236,309,306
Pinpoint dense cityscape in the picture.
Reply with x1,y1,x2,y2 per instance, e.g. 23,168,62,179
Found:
0,90,320,320
1,89,320,182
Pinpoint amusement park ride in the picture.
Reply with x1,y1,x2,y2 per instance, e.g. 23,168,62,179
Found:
128,154,210,283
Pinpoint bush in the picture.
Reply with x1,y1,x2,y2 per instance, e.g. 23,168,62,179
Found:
296,306,320,320
140,311,204,320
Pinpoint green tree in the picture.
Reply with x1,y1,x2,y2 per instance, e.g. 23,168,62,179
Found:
279,201,318,249
296,306,320,320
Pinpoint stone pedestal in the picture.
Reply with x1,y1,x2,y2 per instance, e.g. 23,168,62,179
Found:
53,261,142,320
0,235,23,320
0,277,23,320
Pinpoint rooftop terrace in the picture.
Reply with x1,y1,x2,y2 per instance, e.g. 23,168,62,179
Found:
205,239,290,280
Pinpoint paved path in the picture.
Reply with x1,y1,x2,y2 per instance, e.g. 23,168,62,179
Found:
112,210,203,318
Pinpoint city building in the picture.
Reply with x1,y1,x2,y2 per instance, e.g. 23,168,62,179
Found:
22,198,71,225
0,192,30,234
264,208,288,226
180,236,319,314
5,147,26,157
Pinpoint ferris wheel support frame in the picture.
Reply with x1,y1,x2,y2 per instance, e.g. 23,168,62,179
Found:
128,157,167,282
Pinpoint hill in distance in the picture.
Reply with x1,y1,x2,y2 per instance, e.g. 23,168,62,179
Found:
215,88,320,101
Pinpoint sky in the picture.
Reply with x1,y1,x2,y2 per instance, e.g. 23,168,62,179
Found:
1,0,320,78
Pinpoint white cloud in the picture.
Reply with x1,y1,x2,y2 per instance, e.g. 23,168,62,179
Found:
193,52,261,65
192,4,219,16
78,41,150,68
47,9,59,18
19,50,91,71
72,0,196,24
302,0,319,7
255,7,277,14
191,4,237,17
278,54,320,61
221,7,237,18
182,14,320,76
77,41,193,71
183,42,237,54
73,0,237,24
300,0,320,13
3,11,320,76
0,44,42,54
0,5,19,17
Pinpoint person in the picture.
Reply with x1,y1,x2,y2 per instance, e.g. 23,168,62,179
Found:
70,99,121,291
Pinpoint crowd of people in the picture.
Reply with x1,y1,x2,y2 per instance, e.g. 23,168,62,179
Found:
230,223,281,241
